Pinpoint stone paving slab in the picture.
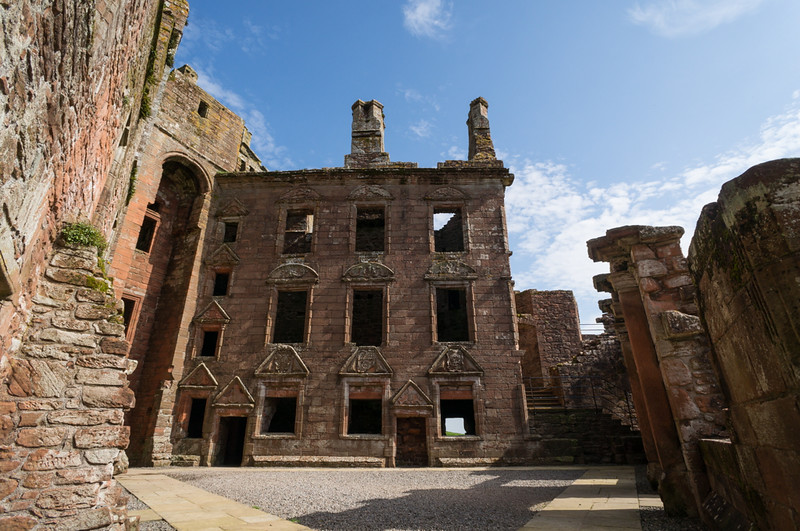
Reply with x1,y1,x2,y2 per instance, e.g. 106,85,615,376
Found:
119,471,309,530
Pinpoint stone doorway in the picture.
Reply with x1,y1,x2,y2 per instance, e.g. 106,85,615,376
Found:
214,416,247,466
396,417,428,466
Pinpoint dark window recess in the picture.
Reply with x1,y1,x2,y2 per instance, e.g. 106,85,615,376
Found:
433,208,464,252
348,398,382,435
200,330,219,357
187,398,207,438
135,215,157,252
198,100,209,117
213,272,230,296
262,397,297,434
283,211,313,254
239,160,246,171
273,291,307,343
355,208,385,252
436,288,469,342
121,297,136,333
351,290,383,346
146,201,160,213
440,399,476,436
223,222,239,243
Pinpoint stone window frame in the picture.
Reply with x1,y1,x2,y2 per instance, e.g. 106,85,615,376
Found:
278,205,317,256
266,286,314,346
340,377,391,440
345,283,389,347
430,376,484,441
175,388,213,440
209,267,234,298
220,218,241,243
135,207,161,254
252,381,305,440
428,202,470,254
429,281,477,345
120,292,143,341
193,324,226,360
350,202,391,255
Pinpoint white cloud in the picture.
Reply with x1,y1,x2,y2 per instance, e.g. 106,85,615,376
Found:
628,0,765,37
402,0,453,39
507,95,800,324
410,119,433,138
446,145,466,160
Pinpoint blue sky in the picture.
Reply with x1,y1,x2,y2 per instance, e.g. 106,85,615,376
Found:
176,0,800,328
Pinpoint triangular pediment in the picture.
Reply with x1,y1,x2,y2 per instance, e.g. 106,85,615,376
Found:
348,185,393,202
424,260,478,280
194,300,231,324
255,345,309,377
266,263,319,285
391,380,433,409
342,261,394,282
179,363,218,389
205,244,241,267
339,346,393,376
425,187,467,201
428,346,484,376
215,198,249,218
278,187,321,203
212,376,254,408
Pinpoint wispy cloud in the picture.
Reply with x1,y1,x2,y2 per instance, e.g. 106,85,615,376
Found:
445,145,466,160
410,119,433,138
402,0,453,39
628,0,765,37
507,93,800,322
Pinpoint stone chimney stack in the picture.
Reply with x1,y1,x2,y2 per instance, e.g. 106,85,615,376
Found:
467,97,496,161
345,100,390,167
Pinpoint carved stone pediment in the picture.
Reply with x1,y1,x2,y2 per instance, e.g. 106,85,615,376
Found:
194,301,231,325
391,380,433,410
266,263,319,285
428,345,483,376
205,244,241,267
212,376,254,408
179,363,218,389
255,345,309,377
425,187,467,201
215,198,249,218
348,185,393,202
278,187,321,203
342,261,394,282
339,346,393,376
424,260,478,280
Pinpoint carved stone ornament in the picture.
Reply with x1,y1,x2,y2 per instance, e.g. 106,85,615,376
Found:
179,362,218,389
255,345,309,377
348,185,393,201
391,380,433,410
266,263,319,285
205,244,241,267
212,376,255,408
428,345,484,376
424,260,478,280
278,187,321,203
215,198,249,218
340,346,393,376
193,300,231,325
342,261,394,282
425,186,467,201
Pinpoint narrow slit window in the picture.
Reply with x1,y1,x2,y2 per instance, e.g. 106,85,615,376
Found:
223,222,239,243
121,297,136,333
351,289,383,346
356,207,385,252
348,398,382,435
135,215,157,252
283,210,313,254
200,330,219,357
435,288,469,342
187,398,207,438
198,100,209,117
262,397,297,434
272,291,308,344
440,399,476,436
213,272,230,296
433,208,464,252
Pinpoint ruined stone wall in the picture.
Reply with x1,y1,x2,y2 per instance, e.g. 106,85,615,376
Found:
688,158,800,530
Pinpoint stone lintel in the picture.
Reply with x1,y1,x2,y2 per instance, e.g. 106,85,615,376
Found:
588,225,685,263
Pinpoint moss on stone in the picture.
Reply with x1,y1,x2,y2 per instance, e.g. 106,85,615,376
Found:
61,222,107,255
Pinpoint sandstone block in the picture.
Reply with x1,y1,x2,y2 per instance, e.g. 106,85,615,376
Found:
635,259,668,278
47,507,115,530
22,344,72,361
74,426,130,448
52,316,91,332
39,327,98,347
55,465,112,485
84,448,120,464
48,409,123,426
76,288,109,303
50,252,95,271
18,412,44,427
17,399,64,410
76,354,128,369
8,359,71,398
16,427,68,448
0,478,18,499
0,515,36,530
22,471,55,489
95,321,126,336
36,484,98,510
100,337,129,356
75,303,116,320
22,449,82,471
45,267,90,286
82,387,135,409
76,368,126,386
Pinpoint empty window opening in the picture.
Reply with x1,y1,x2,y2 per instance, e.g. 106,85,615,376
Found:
351,289,383,346
436,288,469,342
135,215,157,252
440,399,475,436
200,330,219,357
121,297,136,333
433,208,464,252
213,272,230,296
273,291,308,344
239,160,247,171
356,207,385,252
261,397,297,434
146,201,160,213
198,100,209,117
348,398,382,435
283,210,313,254
187,398,207,438
223,222,239,243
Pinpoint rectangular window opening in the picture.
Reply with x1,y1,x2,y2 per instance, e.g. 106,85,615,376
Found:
283,210,313,254
356,207,385,252
187,398,207,438
433,208,464,252
213,272,230,297
135,215,157,252
121,297,136,334
261,397,297,434
436,288,469,342
440,399,476,436
223,222,239,242
200,330,219,357
348,398,382,435
351,289,383,346
273,291,308,344
198,100,209,117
